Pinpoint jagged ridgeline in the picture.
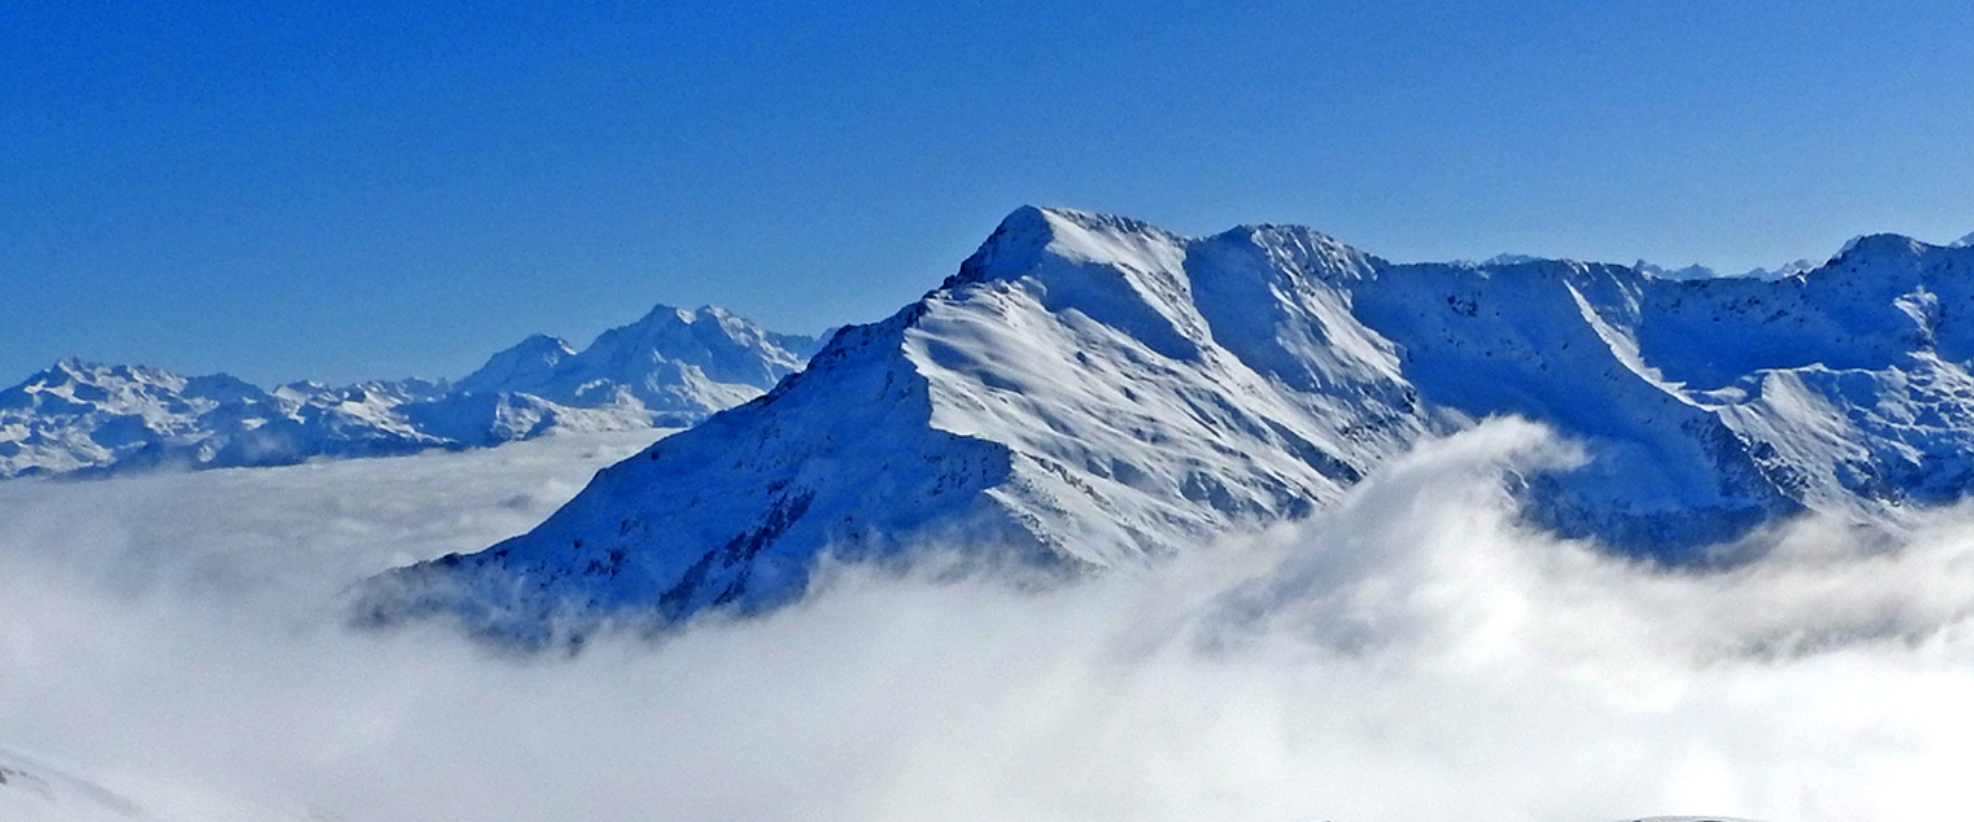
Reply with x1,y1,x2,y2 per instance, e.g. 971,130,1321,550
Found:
360,206,1974,644
0,306,822,478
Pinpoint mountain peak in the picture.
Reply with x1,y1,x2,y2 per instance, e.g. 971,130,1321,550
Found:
1633,260,1721,281
1836,233,1928,263
625,302,687,325
1204,222,1379,283
1738,259,1821,281
41,357,125,383
455,334,577,397
1001,204,1158,235
635,303,703,323
621,304,756,337
28,358,187,391
949,206,1183,287
513,333,576,352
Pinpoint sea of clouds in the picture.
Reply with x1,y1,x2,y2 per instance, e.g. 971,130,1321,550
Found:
4,420,1973,821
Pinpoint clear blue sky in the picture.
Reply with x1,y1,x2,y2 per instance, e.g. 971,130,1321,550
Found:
5,0,1972,385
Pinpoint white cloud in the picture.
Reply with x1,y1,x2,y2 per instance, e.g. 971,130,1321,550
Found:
4,422,1974,821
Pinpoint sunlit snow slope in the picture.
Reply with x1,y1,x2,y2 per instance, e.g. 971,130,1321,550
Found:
366,207,1974,638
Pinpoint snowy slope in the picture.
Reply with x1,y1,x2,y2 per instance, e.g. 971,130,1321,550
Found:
0,745,153,822
1351,258,1803,550
360,209,1429,640
363,206,1974,638
1642,236,1974,519
0,305,817,478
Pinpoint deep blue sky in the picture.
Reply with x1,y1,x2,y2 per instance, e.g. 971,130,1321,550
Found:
6,1,1972,385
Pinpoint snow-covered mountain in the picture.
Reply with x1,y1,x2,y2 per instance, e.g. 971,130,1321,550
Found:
1636,257,1824,282
449,304,821,428
1632,260,1720,281
360,206,1974,641
0,360,451,478
0,306,818,478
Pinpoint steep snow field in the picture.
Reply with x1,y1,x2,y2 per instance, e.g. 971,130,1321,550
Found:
6,423,1974,820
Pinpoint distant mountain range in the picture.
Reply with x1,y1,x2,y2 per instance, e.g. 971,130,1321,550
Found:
0,306,819,478
360,206,1974,643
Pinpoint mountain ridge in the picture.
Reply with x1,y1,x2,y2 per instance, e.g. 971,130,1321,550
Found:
360,206,1974,642
0,305,818,479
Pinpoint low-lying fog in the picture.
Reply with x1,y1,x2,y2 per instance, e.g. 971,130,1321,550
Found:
4,421,1971,821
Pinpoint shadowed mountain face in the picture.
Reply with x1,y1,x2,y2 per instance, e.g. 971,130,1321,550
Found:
0,306,819,479
360,206,1974,642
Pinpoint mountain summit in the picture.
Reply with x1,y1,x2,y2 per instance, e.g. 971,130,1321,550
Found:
463,304,819,424
360,206,1974,642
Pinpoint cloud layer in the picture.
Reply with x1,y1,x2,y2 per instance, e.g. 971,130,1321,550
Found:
4,422,1974,821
